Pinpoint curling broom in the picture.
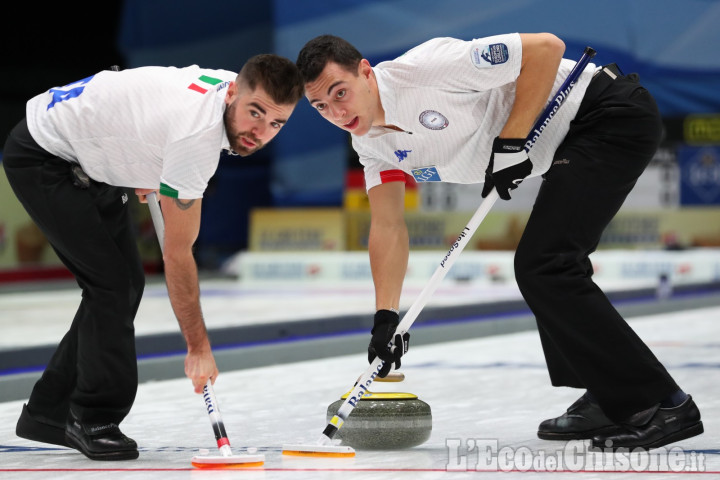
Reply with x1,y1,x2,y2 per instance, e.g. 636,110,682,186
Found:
282,45,597,457
147,192,264,468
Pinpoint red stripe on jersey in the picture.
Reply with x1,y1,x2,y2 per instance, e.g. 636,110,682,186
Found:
379,170,407,184
188,83,208,94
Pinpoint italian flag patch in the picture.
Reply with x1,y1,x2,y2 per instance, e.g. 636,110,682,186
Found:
188,75,223,94
159,183,179,198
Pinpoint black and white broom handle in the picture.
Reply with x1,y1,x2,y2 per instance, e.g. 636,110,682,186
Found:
202,379,234,456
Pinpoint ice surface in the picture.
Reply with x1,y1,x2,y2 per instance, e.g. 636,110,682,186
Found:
1,283,717,479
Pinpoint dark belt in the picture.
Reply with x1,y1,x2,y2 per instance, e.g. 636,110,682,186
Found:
593,62,622,80
580,63,624,109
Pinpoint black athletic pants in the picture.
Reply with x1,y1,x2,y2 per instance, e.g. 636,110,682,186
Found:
3,119,144,427
514,65,679,421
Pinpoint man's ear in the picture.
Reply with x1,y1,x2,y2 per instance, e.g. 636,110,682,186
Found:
358,59,373,79
224,81,236,105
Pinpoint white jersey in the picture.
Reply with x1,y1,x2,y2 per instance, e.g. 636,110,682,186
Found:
26,65,236,199
352,33,596,191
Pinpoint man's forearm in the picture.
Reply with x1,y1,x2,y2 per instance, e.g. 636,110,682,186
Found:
500,33,565,139
369,222,409,311
164,253,209,352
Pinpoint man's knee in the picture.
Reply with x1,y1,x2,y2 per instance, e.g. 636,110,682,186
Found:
514,247,592,292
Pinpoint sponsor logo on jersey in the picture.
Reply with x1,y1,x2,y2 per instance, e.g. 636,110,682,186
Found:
394,149,412,161
411,166,441,182
471,43,509,68
419,110,449,130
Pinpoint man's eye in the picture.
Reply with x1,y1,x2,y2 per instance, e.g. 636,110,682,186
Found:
337,90,346,99
251,111,260,118
271,122,281,129
316,104,326,111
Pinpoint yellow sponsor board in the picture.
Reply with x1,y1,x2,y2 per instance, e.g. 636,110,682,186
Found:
601,209,720,248
345,209,720,252
249,208,345,251
345,210,529,251
0,168,63,268
344,188,419,211
248,205,720,253
1,166,163,273
684,115,720,145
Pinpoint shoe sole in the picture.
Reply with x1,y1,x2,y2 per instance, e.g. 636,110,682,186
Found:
65,432,139,461
592,421,704,451
538,424,618,441
16,405,70,448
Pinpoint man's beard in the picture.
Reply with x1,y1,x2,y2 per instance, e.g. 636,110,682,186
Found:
223,104,264,157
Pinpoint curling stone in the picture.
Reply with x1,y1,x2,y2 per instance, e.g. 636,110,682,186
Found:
326,384,432,450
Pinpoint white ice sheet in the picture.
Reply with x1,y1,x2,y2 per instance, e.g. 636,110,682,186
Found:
1,306,718,479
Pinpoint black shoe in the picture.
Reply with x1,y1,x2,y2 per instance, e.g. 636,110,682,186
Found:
65,413,139,461
16,404,70,447
538,393,618,440
592,395,703,451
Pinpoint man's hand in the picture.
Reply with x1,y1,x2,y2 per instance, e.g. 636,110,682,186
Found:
481,137,533,200
368,309,410,378
135,188,158,203
184,343,219,394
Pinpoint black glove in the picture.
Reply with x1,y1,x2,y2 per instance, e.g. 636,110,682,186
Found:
368,309,410,378
481,136,533,200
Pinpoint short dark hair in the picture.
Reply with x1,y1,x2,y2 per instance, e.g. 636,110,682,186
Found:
237,54,304,105
296,35,363,83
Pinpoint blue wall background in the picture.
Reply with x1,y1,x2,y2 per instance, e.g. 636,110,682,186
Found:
117,0,720,209
111,0,720,263
270,0,720,206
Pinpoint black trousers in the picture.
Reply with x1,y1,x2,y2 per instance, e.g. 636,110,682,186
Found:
514,66,679,421
3,119,144,426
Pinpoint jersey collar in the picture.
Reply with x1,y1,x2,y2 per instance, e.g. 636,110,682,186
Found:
365,67,411,138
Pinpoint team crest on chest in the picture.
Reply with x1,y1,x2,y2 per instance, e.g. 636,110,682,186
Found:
419,110,449,130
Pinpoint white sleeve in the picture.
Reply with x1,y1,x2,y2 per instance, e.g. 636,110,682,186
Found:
387,33,523,92
349,134,399,191
160,129,222,199
357,149,406,192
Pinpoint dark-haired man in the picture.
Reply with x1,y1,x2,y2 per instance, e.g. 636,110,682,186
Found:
296,33,702,451
4,54,304,460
